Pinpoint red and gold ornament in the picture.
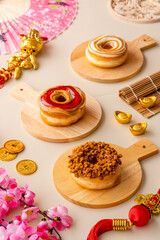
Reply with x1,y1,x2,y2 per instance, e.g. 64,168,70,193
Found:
87,189,160,240
0,29,47,89
0,68,12,88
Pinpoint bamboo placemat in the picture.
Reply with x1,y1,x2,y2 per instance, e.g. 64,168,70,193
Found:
119,71,160,118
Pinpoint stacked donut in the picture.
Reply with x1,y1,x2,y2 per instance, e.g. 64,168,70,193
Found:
39,85,86,126
85,35,128,68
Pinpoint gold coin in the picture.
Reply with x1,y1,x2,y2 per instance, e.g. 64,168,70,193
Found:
16,160,37,175
0,147,17,161
4,140,24,153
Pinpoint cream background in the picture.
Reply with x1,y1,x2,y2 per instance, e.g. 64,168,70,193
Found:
0,0,160,239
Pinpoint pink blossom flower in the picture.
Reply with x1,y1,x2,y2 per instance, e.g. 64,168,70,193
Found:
0,168,7,183
60,214,73,228
3,177,17,189
47,205,73,230
37,220,49,232
20,184,35,205
36,230,52,239
13,216,22,226
0,226,8,240
45,219,56,229
0,198,9,219
21,207,39,222
29,234,39,240
0,168,17,189
7,220,36,239
1,188,21,208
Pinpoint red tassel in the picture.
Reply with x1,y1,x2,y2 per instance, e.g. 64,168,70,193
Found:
87,219,113,240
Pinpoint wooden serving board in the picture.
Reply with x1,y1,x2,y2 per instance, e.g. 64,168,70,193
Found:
70,35,156,83
108,0,160,24
53,138,158,208
10,82,102,143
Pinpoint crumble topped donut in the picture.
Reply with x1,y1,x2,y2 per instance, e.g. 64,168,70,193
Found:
39,85,86,126
68,141,122,189
85,35,128,68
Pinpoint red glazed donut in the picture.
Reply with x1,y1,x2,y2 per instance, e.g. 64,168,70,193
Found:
39,85,86,126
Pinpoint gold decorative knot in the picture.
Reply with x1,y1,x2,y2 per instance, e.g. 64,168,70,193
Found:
113,219,133,231
135,193,160,214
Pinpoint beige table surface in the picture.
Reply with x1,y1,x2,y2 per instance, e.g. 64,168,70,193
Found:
0,0,160,239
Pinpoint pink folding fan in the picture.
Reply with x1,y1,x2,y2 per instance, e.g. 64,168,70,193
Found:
0,0,77,54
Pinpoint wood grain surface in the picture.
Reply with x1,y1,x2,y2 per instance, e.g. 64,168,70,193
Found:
70,35,156,83
10,82,102,143
53,138,158,208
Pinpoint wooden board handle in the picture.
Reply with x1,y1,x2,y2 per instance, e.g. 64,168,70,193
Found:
130,35,157,51
10,82,39,104
125,138,158,162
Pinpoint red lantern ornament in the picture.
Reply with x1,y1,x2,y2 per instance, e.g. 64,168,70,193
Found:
128,205,150,227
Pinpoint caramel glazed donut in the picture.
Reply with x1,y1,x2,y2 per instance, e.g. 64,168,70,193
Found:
39,85,86,126
68,141,122,190
85,35,128,68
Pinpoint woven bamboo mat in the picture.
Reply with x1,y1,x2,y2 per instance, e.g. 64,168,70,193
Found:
119,71,160,118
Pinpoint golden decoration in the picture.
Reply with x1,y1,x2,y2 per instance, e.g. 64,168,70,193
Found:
114,111,132,124
139,96,157,108
4,140,24,153
129,122,147,136
16,159,37,175
113,219,133,231
0,147,17,161
135,193,160,214
0,29,46,85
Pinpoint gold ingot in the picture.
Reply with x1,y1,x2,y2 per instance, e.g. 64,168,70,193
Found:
139,96,157,108
114,111,132,124
4,140,24,153
129,122,147,136
0,147,17,161
16,159,37,175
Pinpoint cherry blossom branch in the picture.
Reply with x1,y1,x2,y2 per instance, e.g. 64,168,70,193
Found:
20,199,63,240
49,226,62,240
20,199,61,222
0,223,6,229
0,186,6,191
0,187,61,222
0,167,73,240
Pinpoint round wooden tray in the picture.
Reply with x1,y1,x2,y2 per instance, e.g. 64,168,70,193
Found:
10,82,102,143
53,138,158,208
108,0,160,24
70,35,156,83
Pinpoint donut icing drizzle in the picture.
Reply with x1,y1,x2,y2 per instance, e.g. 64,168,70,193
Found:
88,35,127,58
